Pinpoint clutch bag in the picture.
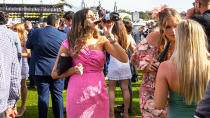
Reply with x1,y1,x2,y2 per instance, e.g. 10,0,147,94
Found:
56,53,73,75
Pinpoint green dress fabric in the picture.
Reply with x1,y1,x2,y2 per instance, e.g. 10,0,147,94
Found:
168,90,197,118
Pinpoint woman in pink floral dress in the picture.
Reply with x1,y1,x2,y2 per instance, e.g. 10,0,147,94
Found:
131,7,181,118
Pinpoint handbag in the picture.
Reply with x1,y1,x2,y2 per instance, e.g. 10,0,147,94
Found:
56,53,73,75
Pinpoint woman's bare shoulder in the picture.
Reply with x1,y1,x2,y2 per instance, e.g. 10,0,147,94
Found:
158,60,174,76
159,60,170,70
96,36,108,45
95,36,108,51
99,36,108,42
159,60,178,83
146,31,161,47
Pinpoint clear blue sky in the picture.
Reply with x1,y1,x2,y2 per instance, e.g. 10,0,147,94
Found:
1,0,194,12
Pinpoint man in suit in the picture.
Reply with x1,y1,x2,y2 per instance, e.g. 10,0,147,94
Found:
26,14,66,118
186,0,210,52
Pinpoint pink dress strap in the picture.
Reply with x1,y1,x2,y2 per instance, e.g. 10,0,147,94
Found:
62,39,69,48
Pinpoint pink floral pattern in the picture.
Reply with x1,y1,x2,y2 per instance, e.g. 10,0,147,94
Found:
139,89,167,118
131,38,158,90
131,38,167,118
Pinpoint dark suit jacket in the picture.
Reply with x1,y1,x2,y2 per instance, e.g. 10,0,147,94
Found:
195,81,210,118
191,10,210,52
26,26,66,76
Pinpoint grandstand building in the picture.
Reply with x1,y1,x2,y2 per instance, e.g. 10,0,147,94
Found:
0,3,64,22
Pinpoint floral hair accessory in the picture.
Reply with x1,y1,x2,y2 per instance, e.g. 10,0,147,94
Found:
152,4,168,18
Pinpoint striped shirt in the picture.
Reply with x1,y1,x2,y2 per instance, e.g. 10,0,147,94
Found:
0,25,21,113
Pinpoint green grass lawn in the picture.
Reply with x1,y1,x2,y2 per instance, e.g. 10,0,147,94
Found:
17,74,142,118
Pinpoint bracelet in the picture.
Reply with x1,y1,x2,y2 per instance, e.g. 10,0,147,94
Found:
106,34,114,39
106,34,117,44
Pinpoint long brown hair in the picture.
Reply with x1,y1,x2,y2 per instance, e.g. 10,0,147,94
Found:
158,8,181,53
112,19,128,50
68,8,99,57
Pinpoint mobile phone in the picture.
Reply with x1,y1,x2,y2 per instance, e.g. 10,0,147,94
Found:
155,62,160,66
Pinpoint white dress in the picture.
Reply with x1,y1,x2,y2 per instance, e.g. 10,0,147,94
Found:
21,45,29,79
107,55,132,80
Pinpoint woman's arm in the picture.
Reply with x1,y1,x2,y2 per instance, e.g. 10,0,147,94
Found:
51,45,83,79
130,31,160,73
154,62,169,110
103,37,128,63
128,35,136,53
102,21,128,63
130,43,158,73
22,49,31,57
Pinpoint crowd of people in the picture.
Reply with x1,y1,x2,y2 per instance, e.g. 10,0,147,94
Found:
132,21,157,44
0,0,210,118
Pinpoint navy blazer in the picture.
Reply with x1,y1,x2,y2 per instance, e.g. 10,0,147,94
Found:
26,26,66,76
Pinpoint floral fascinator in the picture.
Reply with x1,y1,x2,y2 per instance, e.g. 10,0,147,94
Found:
152,4,168,19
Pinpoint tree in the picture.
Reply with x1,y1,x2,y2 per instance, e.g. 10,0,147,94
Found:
139,11,153,20
123,16,130,20
118,9,131,15
117,9,153,21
